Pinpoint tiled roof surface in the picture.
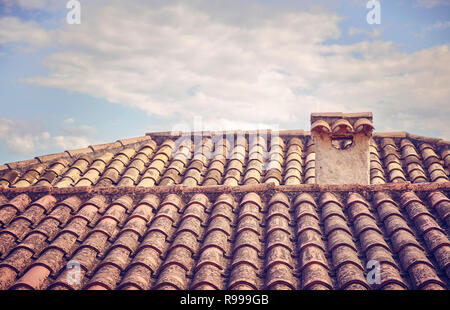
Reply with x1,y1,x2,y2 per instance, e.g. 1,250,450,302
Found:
0,131,449,189
0,127,449,290
0,183,448,290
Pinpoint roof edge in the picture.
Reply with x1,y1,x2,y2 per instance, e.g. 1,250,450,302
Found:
4,135,152,170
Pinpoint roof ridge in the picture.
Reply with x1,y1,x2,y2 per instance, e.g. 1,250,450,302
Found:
0,180,448,196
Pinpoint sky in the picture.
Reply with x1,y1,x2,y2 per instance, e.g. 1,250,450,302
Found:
0,0,449,164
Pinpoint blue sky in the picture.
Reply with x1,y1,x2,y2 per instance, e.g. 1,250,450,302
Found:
0,0,449,164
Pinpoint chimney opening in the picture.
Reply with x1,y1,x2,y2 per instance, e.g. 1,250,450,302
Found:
331,136,354,150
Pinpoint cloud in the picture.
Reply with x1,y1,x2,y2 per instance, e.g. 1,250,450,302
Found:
348,26,382,38
414,0,450,8
60,118,98,137
414,20,450,38
14,0,47,9
0,118,98,156
424,20,450,31
3,0,450,140
0,17,51,47
2,0,63,11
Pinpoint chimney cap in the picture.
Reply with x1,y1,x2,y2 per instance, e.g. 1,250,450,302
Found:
311,112,373,124
310,112,373,134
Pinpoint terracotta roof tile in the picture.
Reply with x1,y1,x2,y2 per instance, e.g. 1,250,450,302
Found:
0,185,447,290
65,147,93,158
311,120,331,133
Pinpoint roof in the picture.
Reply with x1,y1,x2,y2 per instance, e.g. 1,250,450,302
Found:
0,124,449,290
0,130,449,188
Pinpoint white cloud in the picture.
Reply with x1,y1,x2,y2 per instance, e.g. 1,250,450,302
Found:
2,0,450,140
2,0,63,11
415,0,450,8
0,118,98,156
60,118,98,137
424,20,450,31
16,0,48,9
348,26,382,38
415,20,450,39
0,17,51,47
63,118,75,124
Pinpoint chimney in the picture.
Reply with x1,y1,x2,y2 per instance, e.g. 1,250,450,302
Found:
310,112,374,185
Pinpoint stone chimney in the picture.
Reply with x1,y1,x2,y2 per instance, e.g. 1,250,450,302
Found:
311,112,374,185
